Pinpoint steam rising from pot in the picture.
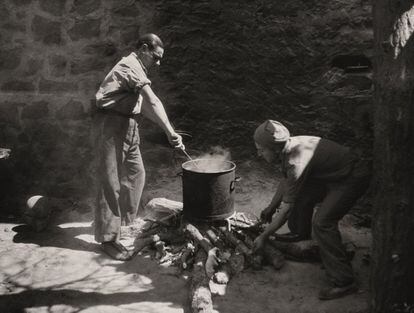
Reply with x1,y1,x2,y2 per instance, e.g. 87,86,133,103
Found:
183,146,234,173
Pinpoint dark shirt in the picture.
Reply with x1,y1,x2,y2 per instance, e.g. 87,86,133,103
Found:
281,137,355,203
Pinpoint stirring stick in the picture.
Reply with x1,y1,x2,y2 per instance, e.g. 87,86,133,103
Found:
182,149,193,161
181,149,201,170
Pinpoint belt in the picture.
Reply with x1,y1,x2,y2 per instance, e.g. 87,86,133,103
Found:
96,108,137,119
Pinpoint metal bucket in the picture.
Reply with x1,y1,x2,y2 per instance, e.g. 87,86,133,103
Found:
181,159,240,222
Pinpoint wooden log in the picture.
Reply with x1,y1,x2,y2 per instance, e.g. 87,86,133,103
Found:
228,252,245,275
183,223,213,253
203,227,232,284
190,248,213,313
234,230,254,249
158,229,186,244
137,226,185,244
181,242,196,269
241,229,284,270
268,239,321,262
144,197,183,214
215,227,251,256
204,228,226,250
135,225,162,239
184,223,221,278
132,234,161,255
154,241,167,259
250,254,264,270
263,243,285,270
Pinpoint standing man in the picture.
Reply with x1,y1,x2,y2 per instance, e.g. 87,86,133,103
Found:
94,33,184,261
252,120,371,300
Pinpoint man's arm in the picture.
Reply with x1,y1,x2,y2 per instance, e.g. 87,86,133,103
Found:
261,202,291,238
253,202,291,252
140,84,183,149
260,179,286,222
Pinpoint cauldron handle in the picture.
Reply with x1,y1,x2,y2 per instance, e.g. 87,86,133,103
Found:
230,176,241,191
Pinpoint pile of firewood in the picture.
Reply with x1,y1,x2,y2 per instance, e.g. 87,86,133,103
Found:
131,199,287,313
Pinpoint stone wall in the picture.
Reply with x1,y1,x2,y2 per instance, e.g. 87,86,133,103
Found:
0,0,160,212
155,0,373,154
0,0,373,213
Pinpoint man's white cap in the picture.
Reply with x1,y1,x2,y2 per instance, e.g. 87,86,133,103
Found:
253,120,290,147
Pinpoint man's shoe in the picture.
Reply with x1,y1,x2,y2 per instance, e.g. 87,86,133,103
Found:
318,282,358,300
101,241,134,261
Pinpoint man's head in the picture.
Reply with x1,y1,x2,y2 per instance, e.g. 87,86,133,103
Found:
254,120,290,163
136,33,164,70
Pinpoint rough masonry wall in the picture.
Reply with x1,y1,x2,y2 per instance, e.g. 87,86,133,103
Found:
0,0,159,211
0,0,373,213
155,0,373,154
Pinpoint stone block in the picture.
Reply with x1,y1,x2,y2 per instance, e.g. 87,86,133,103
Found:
49,54,67,77
39,77,77,93
82,41,117,57
32,15,62,45
0,48,23,71
0,2,9,21
112,3,141,18
16,10,27,20
0,101,23,125
22,57,43,76
70,0,101,15
68,18,100,41
56,100,87,120
21,101,49,120
39,0,66,16
120,26,140,45
11,0,32,6
70,56,107,74
2,22,26,32
1,80,35,92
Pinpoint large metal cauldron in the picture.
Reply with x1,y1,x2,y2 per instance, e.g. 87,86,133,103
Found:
182,159,240,222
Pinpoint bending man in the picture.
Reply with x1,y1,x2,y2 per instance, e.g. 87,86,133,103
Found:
252,120,371,300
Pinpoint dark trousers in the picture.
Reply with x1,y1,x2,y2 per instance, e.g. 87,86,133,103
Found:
288,161,371,286
94,115,145,243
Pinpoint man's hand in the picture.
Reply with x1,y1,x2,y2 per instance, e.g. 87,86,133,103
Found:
253,235,266,253
167,132,184,150
260,206,276,223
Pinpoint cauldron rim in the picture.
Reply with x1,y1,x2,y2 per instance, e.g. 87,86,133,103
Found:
182,158,236,174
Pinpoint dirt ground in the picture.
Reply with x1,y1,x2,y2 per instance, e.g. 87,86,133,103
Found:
0,145,372,313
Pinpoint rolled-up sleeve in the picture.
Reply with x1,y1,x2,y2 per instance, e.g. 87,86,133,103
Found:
95,55,151,112
124,68,151,94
